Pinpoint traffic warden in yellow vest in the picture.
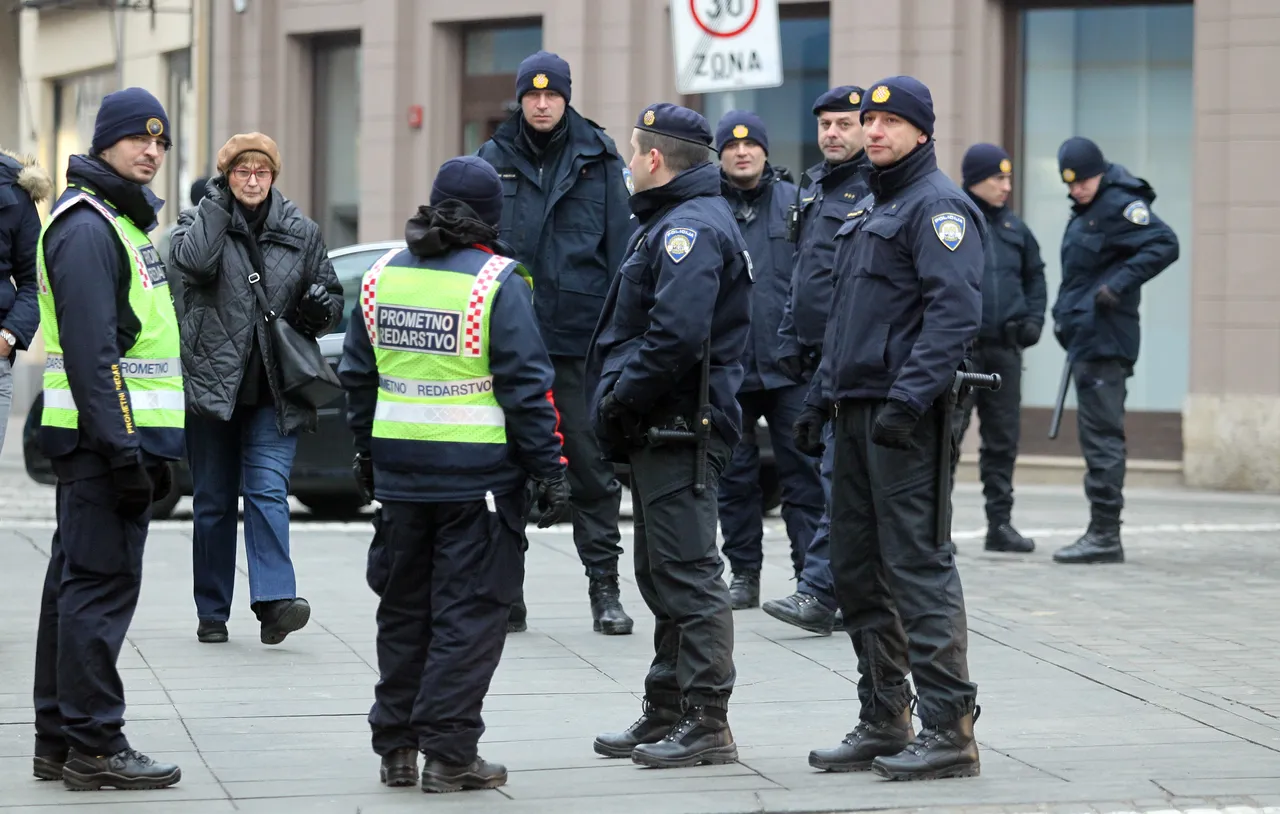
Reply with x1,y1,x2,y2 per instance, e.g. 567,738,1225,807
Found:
31,88,184,791
589,103,752,769
338,156,571,794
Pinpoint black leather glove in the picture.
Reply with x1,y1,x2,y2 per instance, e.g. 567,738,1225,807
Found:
151,462,173,502
778,355,806,384
871,399,922,451
599,390,646,448
353,452,374,504
1018,320,1043,347
111,460,154,518
207,175,234,211
533,471,571,528
296,283,333,334
1094,284,1120,310
793,402,829,457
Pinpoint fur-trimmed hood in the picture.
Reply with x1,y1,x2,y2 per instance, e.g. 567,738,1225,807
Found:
0,148,53,205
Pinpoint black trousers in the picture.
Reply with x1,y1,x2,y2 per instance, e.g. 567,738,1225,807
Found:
829,400,976,728
367,494,524,764
630,434,736,709
33,473,151,757
1073,358,1130,521
551,356,624,577
954,341,1024,525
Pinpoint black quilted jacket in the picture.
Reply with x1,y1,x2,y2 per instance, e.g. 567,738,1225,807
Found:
169,185,343,435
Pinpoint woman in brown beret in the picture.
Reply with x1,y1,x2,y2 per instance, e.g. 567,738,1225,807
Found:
169,132,343,646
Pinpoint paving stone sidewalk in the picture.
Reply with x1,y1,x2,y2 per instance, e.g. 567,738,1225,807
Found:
2,433,1280,812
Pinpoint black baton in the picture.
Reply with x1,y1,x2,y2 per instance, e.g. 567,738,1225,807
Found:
936,367,1002,545
645,339,713,496
1048,356,1072,440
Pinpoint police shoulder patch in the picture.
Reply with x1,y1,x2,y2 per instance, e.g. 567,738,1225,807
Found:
664,227,698,263
1122,200,1151,226
931,212,966,251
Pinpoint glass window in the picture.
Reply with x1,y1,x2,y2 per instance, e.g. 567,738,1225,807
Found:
701,9,830,181
53,70,117,191
313,36,362,249
464,24,542,77
330,247,397,332
1018,4,1193,412
166,48,196,217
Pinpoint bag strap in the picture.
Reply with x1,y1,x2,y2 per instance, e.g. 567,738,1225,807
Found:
246,269,276,322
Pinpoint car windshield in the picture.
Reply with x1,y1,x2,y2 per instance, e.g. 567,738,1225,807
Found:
329,249,394,332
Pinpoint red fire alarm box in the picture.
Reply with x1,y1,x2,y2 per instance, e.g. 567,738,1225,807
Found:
408,105,423,129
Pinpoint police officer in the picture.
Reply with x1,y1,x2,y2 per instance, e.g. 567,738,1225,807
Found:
765,85,871,635
798,76,984,781
588,103,751,769
952,143,1047,553
0,146,49,448
1051,137,1178,565
338,156,571,793
713,110,823,609
31,87,184,790
476,51,635,636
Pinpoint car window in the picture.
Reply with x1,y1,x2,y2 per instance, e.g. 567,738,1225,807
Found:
329,249,392,332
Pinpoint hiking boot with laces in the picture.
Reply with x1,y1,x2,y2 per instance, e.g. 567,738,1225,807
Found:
729,570,760,609
379,747,419,787
593,700,682,758
62,748,181,791
630,705,737,768
809,705,914,772
1053,520,1123,564
871,708,980,780
985,523,1034,553
761,591,835,635
589,575,634,635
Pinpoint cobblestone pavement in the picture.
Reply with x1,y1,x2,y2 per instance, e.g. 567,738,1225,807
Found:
2,423,1280,813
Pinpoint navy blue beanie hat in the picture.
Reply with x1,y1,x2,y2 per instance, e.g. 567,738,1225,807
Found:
91,87,170,155
430,156,504,228
635,103,712,147
1057,137,1107,183
714,110,769,155
859,76,935,138
812,85,866,115
516,51,572,104
962,143,1013,187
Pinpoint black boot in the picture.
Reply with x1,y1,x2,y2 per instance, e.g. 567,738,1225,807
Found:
62,748,182,791
255,598,310,645
985,523,1035,553
32,748,67,781
420,755,507,793
1053,519,1124,564
197,620,228,643
809,706,914,772
631,706,738,768
871,709,980,781
507,598,527,633
589,575,634,635
761,592,835,635
729,570,760,609
593,700,682,758
379,747,419,787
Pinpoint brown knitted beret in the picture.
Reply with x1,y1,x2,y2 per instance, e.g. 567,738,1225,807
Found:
216,132,282,176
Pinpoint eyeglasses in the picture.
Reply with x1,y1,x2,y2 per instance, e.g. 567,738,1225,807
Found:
231,168,273,182
126,135,172,153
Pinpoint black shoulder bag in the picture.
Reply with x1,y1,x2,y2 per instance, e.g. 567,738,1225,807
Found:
245,266,343,410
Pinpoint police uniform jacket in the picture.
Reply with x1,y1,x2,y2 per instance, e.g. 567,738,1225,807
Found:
476,107,634,358
722,165,796,393
0,150,44,355
1052,163,1178,365
40,156,172,469
815,142,983,415
968,195,1047,342
587,162,752,456
776,152,870,358
339,244,565,503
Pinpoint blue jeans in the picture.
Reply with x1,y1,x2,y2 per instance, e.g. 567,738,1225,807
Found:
796,421,835,607
188,405,299,622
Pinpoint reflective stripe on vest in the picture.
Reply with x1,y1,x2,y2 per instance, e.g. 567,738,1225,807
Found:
365,252,520,445
37,192,185,436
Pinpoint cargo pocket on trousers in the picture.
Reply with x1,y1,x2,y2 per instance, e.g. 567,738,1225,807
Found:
365,508,390,597
644,463,720,565
473,497,527,605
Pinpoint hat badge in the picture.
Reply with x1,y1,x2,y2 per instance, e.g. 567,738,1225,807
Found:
999,158,1012,174
532,73,549,90
732,124,749,140
1062,168,1076,183
146,117,164,137
871,85,891,104
643,109,656,126
849,90,861,105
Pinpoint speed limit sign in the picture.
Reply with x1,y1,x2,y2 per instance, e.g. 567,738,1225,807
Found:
671,0,783,95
